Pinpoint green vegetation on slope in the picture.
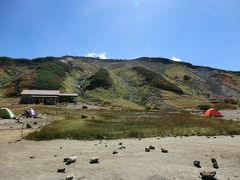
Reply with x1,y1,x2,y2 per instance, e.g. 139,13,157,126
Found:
132,66,183,94
35,61,71,90
86,69,113,90
4,61,72,96
26,109,240,140
1,56,240,110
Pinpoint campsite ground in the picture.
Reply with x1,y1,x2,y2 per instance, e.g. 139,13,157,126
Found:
0,134,240,180
0,106,240,180
220,109,240,121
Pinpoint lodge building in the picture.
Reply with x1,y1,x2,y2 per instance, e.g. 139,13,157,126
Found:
20,90,78,105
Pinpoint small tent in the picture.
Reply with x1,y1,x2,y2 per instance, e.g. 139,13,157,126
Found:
203,108,222,118
0,108,15,119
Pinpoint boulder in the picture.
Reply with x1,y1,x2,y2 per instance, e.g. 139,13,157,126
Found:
65,156,77,165
26,124,32,129
211,158,217,163
149,145,155,150
145,147,150,152
193,160,201,168
200,171,216,180
212,162,219,169
81,115,87,119
65,172,76,180
90,157,99,164
112,150,118,154
82,105,88,109
161,148,168,153
57,168,65,173
119,146,126,150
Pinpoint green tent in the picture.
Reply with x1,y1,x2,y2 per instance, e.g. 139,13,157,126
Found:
0,108,15,119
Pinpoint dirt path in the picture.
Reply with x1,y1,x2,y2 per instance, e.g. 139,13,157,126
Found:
0,135,239,180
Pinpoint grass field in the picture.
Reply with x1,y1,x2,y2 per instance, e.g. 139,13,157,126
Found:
25,107,240,140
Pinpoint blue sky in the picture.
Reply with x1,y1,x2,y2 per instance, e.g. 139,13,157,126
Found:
0,0,240,70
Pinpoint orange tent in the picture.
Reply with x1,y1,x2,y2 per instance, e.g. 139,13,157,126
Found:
203,108,222,117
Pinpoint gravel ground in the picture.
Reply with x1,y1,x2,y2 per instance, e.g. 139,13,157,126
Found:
0,134,239,180
220,109,240,121
0,110,240,180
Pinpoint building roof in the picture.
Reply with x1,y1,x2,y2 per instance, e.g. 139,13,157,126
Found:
59,93,78,97
21,90,60,96
21,90,78,97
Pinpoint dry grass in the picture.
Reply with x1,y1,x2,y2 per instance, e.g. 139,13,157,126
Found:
26,107,240,140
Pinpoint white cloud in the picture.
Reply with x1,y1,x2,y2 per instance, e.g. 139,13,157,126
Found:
85,52,107,59
171,57,182,62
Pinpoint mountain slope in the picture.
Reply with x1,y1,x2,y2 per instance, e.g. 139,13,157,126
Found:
0,56,240,109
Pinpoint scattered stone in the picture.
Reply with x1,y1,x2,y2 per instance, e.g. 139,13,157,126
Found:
193,160,201,168
145,147,150,152
105,144,107,147
207,136,210,138
211,158,219,169
213,136,216,139
211,158,217,163
29,156,35,159
119,142,122,145
212,162,219,169
81,115,87,119
112,150,118,154
161,148,168,153
149,145,155,150
33,122,38,125
90,157,99,164
65,156,77,165
200,171,216,180
57,168,65,173
26,124,32,129
180,136,183,138
157,137,160,140
231,135,234,138
14,139,21,143
119,146,126,150
8,142,11,144
54,155,58,157
82,105,88,109
65,172,76,180
60,147,63,149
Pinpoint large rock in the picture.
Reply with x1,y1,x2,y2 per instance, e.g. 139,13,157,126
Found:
149,145,155,150
57,168,65,173
200,171,216,180
161,148,168,153
26,124,32,129
193,160,201,168
90,157,99,164
65,172,76,180
211,158,219,169
145,147,150,152
112,150,118,154
64,155,77,165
